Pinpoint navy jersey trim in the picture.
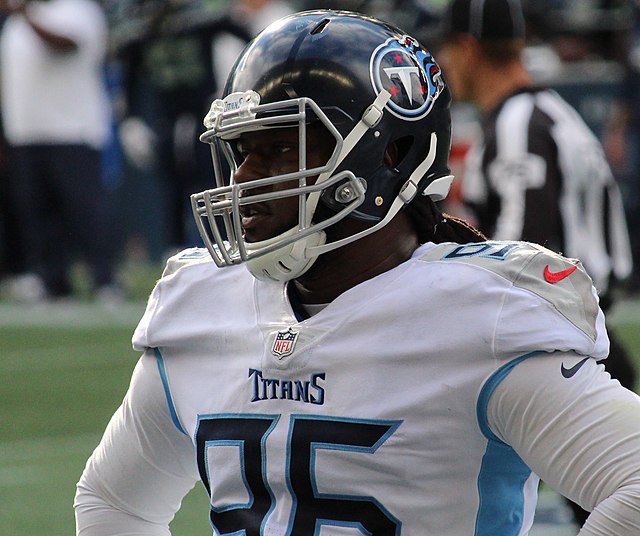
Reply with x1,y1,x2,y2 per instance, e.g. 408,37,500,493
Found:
153,348,188,436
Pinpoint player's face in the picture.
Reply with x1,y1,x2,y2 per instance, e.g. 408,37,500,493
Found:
232,124,336,243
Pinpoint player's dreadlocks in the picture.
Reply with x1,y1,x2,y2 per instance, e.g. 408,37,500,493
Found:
406,191,487,244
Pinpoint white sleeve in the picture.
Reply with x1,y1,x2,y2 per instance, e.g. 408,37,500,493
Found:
487,352,640,535
74,351,200,535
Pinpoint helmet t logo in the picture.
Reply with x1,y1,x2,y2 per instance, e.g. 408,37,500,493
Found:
383,66,420,103
370,35,444,120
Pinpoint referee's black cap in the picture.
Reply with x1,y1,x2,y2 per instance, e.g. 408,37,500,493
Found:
442,0,526,40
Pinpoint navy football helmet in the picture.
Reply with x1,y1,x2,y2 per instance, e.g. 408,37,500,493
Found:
192,10,453,281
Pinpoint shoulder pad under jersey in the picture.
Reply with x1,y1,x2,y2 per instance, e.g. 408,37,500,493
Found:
419,241,600,341
161,247,213,278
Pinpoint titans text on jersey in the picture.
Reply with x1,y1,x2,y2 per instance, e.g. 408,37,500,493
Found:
248,368,326,404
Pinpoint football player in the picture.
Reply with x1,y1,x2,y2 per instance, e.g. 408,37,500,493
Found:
75,10,640,535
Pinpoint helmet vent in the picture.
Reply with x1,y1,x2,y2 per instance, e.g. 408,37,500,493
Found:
310,18,331,35
391,136,414,168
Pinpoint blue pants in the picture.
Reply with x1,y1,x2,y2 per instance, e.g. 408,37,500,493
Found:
6,143,116,295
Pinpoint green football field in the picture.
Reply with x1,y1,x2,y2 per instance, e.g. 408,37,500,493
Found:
2,298,639,535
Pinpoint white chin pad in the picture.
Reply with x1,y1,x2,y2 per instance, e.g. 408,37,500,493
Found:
245,229,327,281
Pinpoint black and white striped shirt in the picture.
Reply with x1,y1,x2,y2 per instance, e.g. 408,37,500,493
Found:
462,86,632,293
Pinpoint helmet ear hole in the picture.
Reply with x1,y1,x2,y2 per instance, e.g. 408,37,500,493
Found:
384,141,398,168
385,136,414,169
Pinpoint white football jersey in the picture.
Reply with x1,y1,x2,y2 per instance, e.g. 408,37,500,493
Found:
125,240,608,535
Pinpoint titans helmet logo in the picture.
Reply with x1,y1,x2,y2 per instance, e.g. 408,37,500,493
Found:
370,35,444,120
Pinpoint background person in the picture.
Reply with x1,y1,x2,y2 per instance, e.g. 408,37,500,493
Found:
603,0,640,294
111,0,293,261
0,0,120,302
438,0,636,384
438,0,637,524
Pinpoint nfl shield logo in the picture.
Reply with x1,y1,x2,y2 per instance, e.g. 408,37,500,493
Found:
271,329,299,359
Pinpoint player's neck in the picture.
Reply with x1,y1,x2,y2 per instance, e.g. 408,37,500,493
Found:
475,61,533,115
293,213,419,304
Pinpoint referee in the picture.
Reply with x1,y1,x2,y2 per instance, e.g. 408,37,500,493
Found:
439,0,637,522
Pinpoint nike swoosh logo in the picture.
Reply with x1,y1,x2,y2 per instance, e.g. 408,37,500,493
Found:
544,264,577,284
561,357,589,378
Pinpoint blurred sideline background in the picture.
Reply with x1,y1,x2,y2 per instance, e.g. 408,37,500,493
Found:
1,0,640,534
3,0,638,291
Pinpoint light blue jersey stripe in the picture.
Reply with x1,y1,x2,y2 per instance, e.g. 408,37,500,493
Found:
153,348,188,435
475,352,540,535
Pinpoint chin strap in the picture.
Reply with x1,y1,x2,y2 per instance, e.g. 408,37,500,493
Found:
302,89,392,227
307,131,444,258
